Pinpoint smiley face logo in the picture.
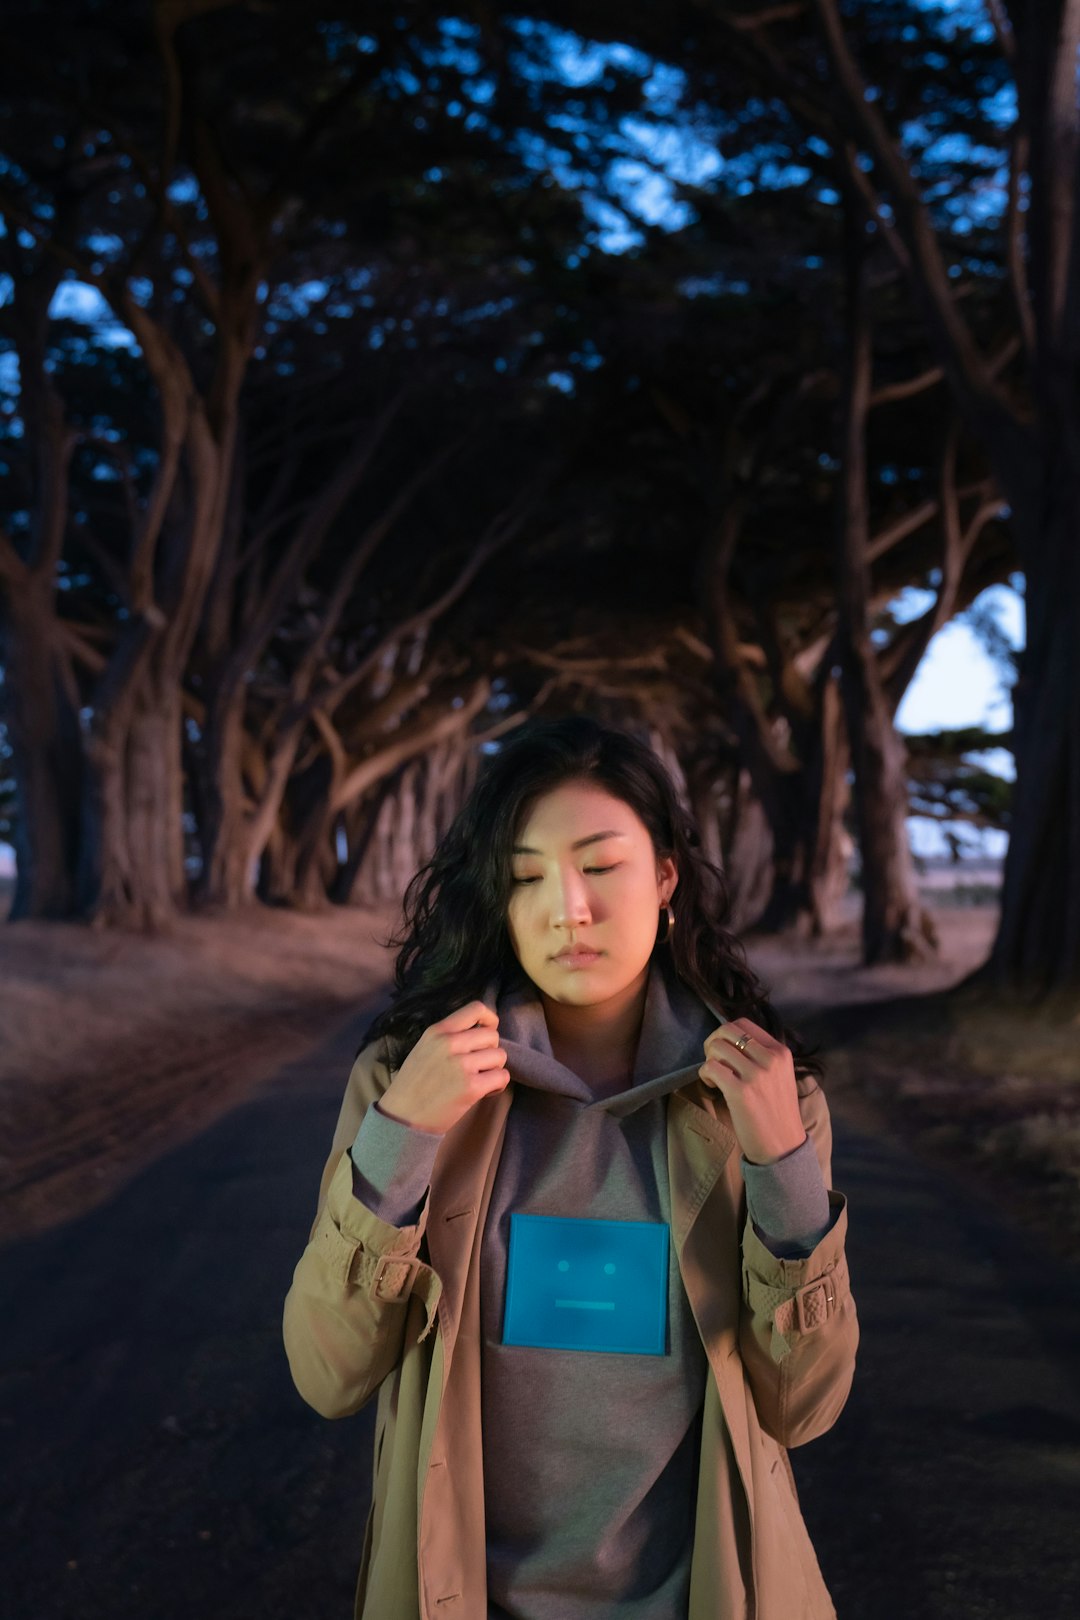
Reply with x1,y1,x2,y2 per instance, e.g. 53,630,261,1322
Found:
503,1213,669,1355
552,1254,618,1313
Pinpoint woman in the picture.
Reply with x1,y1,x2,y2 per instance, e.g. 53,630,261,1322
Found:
283,715,859,1620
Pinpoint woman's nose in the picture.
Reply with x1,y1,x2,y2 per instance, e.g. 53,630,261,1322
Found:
551,872,591,925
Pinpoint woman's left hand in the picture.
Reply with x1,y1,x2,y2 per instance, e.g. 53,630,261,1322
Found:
698,1018,808,1166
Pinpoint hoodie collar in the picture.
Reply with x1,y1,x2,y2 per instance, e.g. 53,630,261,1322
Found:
477,950,730,1120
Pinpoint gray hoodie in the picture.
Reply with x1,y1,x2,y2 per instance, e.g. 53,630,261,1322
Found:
349,952,835,1619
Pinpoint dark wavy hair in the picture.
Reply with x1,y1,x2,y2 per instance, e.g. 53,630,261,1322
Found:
356,714,824,1087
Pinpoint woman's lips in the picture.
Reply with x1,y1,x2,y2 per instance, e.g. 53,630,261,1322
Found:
555,949,602,967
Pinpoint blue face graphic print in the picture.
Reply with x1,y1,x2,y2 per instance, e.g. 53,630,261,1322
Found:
503,1213,669,1355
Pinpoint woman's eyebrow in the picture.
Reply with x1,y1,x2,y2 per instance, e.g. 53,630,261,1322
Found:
511,830,629,855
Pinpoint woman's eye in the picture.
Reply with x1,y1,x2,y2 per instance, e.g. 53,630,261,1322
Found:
511,865,619,885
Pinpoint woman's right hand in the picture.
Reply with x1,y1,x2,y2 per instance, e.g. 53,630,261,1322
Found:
377,1001,509,1135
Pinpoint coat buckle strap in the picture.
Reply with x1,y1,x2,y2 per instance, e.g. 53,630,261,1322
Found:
370,1252,421,1299
794,1272,836,1334
769,1257,843,1338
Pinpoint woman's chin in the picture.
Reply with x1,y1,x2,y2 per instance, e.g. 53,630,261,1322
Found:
538,967,613,1002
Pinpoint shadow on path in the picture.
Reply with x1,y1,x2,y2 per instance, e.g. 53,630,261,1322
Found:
798,1111,1080,1619
2,984,1079,1619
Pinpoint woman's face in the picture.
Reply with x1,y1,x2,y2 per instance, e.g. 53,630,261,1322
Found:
505,779,678,1005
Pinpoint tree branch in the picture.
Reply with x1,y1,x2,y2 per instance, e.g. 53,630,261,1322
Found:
810,0,1022,447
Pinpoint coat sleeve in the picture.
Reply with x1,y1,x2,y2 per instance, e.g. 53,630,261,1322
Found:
281,1035,444,1420
737,1076,859,1448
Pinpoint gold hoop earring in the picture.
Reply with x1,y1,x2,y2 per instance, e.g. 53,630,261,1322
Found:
659,902,675,944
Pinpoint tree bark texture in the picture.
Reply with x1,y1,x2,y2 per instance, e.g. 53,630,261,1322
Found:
833,195,938,964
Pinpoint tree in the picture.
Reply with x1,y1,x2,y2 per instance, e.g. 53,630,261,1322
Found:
714,0,1079,989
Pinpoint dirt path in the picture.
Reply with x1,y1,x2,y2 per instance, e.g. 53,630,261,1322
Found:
2,903,1080,1618
0,900,406,1245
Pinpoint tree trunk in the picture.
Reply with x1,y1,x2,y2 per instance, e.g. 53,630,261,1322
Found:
834,195,938,963
806,671,854,935
259,824,302,907
192,685,255,909
983,471,1080,991
724,766,776,934
294,835,337,912
840,647,937,962
389,758,420,901
689,770,724,874
292,773,340,912
127,685,187,919
332,768,402,904
0,256,82,919
79,682,187,932
361,788,400,907
414,745,442,864
751,681,854,941
1,577,82,919
697,474,841,943
74,351,233,931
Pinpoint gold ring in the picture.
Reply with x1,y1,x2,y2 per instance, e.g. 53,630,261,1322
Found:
732,1033,751,1052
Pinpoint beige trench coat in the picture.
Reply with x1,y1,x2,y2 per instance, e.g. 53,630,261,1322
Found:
283,1034,859,1620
